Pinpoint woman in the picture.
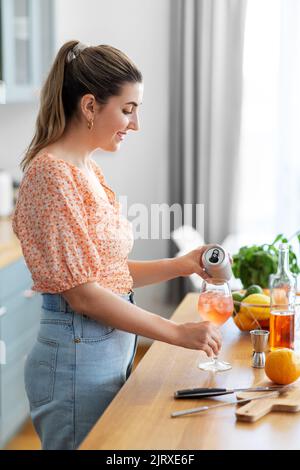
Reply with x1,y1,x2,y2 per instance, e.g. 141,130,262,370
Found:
12,40,222,450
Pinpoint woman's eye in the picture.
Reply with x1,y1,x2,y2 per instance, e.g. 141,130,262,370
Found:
123,110,133,115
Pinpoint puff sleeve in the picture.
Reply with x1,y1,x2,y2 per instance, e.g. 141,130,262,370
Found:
12,157,102,293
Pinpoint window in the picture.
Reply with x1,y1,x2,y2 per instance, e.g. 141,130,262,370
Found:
237,0,300,243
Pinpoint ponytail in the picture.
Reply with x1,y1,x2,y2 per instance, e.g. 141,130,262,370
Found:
20,41,79,172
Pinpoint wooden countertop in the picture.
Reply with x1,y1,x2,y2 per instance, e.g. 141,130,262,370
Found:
80,293,300,450
0,217,22,269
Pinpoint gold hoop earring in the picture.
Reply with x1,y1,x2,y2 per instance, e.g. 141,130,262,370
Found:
87,119,94,130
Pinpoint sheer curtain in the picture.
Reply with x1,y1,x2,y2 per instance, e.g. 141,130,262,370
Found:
236,0,300,248
168,0,247,301
169,0,247,244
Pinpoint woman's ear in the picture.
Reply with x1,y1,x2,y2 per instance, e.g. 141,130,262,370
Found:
80,94,97,123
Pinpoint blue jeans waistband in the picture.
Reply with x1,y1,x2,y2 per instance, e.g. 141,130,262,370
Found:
41,289,135,313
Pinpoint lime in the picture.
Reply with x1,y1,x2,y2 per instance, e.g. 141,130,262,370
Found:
232,292,244,313
245,284,263,297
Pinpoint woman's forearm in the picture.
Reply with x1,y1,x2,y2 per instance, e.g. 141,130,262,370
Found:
127,258,183,288
65,281,180,344
62,281,223,355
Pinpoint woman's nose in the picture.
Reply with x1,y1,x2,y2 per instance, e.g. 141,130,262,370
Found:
128,113,140,131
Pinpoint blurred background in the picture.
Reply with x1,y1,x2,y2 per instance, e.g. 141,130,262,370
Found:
0,0,300,449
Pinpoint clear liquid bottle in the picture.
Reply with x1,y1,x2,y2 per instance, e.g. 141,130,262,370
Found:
269,243,297,350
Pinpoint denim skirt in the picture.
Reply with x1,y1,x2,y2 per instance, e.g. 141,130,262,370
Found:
24,290,138,450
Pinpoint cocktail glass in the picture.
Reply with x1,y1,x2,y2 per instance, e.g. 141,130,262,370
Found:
198,280,233,372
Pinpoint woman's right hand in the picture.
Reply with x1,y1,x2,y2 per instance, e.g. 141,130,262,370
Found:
175,321,222,357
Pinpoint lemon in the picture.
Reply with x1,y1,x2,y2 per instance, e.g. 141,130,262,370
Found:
243,293,271,304
240,293,270,320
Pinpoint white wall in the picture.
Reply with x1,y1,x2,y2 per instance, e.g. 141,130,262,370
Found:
0,0,174,314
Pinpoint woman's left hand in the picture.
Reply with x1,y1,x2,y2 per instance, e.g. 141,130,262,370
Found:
175,245,232,281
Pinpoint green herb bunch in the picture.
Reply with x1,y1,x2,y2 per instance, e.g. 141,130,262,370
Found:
232,233,300,288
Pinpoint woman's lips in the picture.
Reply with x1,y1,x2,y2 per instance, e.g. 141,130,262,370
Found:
117,132,126,141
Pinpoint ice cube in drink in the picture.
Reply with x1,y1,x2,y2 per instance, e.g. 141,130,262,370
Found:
198,291,233,326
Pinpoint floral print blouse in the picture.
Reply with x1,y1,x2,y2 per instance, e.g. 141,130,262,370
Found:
12,153,134,295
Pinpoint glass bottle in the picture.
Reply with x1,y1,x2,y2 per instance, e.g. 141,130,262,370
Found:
269,243,297,350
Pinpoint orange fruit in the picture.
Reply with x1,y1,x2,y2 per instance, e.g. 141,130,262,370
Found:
232,307,269,332
265,348,300,385
233,311,259,331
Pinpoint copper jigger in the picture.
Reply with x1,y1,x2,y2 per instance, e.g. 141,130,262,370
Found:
250,329,269,368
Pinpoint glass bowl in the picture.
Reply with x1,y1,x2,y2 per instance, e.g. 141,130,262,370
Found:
232,290,300,332
232,300,270,331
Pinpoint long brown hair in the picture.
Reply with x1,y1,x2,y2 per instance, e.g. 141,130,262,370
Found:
20,40,143,172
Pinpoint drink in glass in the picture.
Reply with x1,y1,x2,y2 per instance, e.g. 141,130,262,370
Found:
197,280,233,372
198,291,233,326
269,244,296,351
269,309,295,350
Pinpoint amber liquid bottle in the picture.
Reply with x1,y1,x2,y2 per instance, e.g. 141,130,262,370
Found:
269,244,297,350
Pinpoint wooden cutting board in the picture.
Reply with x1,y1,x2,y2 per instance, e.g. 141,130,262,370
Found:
235,384,300,422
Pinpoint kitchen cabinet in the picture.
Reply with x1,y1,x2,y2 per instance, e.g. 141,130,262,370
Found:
0,0,53,103
0,256,41,448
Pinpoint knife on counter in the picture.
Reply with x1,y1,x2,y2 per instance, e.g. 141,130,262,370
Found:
171,389,290,418
174,385,286,399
